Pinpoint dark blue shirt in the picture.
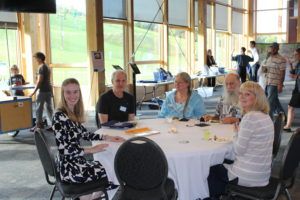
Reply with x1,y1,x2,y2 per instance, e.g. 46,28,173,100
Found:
232,54,254,67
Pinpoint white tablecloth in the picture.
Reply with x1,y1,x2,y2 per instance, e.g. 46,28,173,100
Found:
93,119,235,200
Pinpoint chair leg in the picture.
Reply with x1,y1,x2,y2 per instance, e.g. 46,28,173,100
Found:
49,185,56,200
285,188,293,200
102,190,109,200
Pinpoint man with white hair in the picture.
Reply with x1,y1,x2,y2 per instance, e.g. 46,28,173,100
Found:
204,73,241,124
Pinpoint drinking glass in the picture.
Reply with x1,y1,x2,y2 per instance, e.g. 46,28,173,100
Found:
203,129,211,140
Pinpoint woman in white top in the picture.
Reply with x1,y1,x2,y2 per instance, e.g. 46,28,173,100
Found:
208,81,274,199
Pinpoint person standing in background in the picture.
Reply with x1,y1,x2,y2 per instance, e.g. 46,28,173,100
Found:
231,47,254,83
8,65,27,96
207,49,217,87
249,41,260,82
30,51,53,130
263,42,286,120
283,48,300,132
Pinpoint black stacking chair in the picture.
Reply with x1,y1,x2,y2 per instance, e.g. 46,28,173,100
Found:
34,129,109,200
114,137,178,200
225,129,300,200
273,113,284,159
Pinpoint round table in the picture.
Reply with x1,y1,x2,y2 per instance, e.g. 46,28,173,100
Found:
93,118,235,200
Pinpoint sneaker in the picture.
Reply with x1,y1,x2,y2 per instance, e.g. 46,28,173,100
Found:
283,127,292,132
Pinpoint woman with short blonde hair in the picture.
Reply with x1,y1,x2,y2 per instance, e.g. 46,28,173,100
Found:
239,81,270,115
208,81,274,199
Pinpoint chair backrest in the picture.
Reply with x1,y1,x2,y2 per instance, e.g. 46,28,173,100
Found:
114,137,168,191
34,129,57,179
273,113,283,157
279,128,300,182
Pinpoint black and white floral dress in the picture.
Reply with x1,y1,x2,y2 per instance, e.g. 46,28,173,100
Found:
52,111,107,183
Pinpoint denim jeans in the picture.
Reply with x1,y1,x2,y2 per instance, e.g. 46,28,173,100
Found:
250,63,260,82
265,85,284,119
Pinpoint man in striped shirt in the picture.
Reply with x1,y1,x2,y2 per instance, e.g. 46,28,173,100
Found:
264,42,286,119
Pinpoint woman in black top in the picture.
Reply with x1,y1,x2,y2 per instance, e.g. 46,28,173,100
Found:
96,70,135,127
284,48,300,132
207,49,217,87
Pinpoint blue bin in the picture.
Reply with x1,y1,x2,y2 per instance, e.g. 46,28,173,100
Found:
218,67,225,74
153,72,160,81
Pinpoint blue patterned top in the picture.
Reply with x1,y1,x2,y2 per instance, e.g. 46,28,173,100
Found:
158,90,206,119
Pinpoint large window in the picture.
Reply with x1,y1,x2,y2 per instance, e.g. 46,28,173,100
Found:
255,0,288,43
49,0,89,105
104,23,125,84
256,34,286,43
0,29,18,67
134,22,160,61
168,0,188,27
136,64,158,81
169,28,188,74
0,29,18,83
206,28,213,52
231,34,244,68
216,32,228,68
49,0,87,63
256,10,287,33
216,4,228,31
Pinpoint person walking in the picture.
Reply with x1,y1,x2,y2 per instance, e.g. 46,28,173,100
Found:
231,47,254,83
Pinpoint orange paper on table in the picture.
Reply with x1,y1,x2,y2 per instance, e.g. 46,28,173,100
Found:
125,127,151,134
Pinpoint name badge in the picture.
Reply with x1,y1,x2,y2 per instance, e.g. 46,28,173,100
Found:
120,106,127,112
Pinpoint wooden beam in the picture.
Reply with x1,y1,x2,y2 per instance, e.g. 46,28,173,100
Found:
198,0,207,71
297,0,300,42
22,14,40,84
86,0,105,106
248,0,254,40
124,0,134,94
161,0,169,71
189,0,195,75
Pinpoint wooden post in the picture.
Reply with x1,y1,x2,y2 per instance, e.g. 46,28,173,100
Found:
21,13,47,85
189,0,195,75
198,0,207,71
297,0,300,42
86,0,105,106
248,0,254,41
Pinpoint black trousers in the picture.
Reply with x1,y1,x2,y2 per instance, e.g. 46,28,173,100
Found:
208,164,238,199
207,77,216,87
238,66,247,83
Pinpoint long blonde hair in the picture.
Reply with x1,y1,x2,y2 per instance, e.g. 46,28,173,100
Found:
239,81,269,115
57,78,85,123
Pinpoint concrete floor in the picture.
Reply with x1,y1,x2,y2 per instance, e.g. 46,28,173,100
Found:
0,81,299,200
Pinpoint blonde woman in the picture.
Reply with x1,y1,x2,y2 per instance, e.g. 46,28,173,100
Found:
158,72,206,119
208,81,274,199
52,78,124,199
